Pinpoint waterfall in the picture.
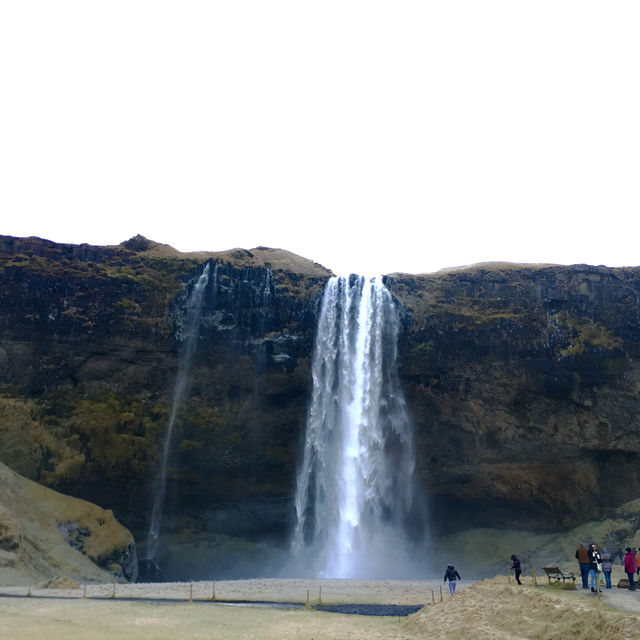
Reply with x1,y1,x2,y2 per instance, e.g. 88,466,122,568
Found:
291,275,420,578
146,262,211,565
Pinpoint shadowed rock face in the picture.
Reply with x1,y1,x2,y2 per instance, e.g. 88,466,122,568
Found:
0,235,328,576
1,237,640,579
386,264,640,533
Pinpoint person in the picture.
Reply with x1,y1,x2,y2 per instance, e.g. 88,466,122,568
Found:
588,543,601,593
443,564,461,596
510,554,522,585
636,548,640,576
624,548,636,590
600,547,613,589
575,542,590,589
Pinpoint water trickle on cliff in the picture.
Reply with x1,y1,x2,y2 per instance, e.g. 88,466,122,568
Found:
291,275,420,578
146,262,212,564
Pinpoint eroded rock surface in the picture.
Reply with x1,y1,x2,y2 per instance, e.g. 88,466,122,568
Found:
387,264,640,532
1,237,640,579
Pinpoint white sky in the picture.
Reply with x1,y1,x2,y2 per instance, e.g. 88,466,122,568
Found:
1,2,639,276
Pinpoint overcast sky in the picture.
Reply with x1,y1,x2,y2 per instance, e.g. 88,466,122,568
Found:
1,2,638,276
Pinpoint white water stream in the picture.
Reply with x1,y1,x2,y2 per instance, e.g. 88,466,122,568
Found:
146,263,212,564
291,275,419,578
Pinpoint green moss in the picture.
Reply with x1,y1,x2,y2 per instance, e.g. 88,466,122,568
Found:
116,298,142,314
31,393,169,486
555,313,623,357
178,439,203,451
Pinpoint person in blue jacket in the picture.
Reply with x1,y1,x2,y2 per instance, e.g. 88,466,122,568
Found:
443,564,461,596
510,554,523,585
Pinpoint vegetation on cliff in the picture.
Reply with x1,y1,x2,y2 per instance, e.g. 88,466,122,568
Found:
0,461,136,585
2,237,640,579
0,235,330,577
386,263,640,532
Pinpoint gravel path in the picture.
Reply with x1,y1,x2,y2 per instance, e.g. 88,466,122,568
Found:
0,578,467,607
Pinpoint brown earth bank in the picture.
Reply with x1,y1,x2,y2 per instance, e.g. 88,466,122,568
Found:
0,461,136,585
1,577,640,640
1,235,640,579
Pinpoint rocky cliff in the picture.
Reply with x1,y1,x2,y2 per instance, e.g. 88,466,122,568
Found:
388,264,640,533
0,234,328,579
1,236,639,579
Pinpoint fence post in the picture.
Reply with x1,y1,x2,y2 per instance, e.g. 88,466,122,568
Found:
189,583,193,603
507,564,511,583
83,584,87,599
318,586,322,604
431,590,435,604
111,581,116,599
211,581,216,601
305,589,310,609
531,565,538,587
440,584,443,602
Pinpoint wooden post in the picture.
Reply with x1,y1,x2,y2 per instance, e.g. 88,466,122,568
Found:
27,585,31,597
211,581,216,601
83,584,87,599
305,589,310,608
440,584,443,602
318,586,322,604
189,583,193,603
111,582,116,599
507,564,511,583
531,565,538,587
431,590,435,604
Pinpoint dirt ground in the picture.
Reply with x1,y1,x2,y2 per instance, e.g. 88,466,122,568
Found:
1,576,640,640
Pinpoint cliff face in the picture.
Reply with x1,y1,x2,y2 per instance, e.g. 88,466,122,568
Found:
0,235,328,577
1,237,640,578
387,264,640,533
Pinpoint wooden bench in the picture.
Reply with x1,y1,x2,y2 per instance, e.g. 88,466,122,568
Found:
542,566,576,583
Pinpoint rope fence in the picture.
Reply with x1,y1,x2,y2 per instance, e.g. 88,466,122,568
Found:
0,579,445,615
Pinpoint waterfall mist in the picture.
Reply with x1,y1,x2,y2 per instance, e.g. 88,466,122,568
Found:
290,275,425,578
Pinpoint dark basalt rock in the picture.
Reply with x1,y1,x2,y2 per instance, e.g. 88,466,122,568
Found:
2,239,640,579
55,520,138,582
0,235,328,578
386,263,640,532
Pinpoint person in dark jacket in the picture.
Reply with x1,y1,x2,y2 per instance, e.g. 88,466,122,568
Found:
443,564,461,596
624,548,636,590
510,554,522,585
600,548,613,589
588,543,602,593
575,542,590,589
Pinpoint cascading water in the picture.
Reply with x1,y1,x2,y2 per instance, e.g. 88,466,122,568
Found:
291,275,420,578
146,262,212,565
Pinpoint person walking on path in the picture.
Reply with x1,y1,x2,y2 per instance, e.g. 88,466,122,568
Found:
588,543,602,592
575,542,590,589
601,548,613,589
510,554,522,585
624,548,637,590
443,564,461,596
636,549,640,576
